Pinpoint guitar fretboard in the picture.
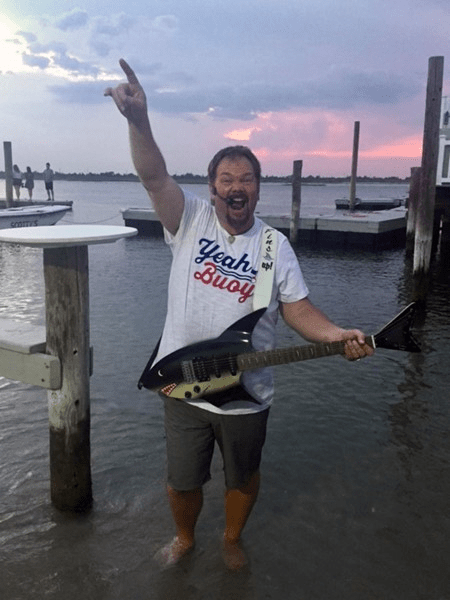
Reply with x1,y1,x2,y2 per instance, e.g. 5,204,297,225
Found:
237,338,372,371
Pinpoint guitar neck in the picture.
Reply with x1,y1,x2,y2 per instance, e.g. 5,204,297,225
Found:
237,336,374,371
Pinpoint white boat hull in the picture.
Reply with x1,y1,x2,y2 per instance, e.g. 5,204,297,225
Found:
0,205,70,229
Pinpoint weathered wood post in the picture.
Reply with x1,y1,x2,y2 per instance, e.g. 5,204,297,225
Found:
406,166,421,254
290,160,302,244
44,245,92,512
0,225,137,512
413,56,444,279
349,121,360,211
3,141,13,207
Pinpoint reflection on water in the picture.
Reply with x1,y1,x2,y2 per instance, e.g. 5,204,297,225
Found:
0,243,44,323
0,181,449,599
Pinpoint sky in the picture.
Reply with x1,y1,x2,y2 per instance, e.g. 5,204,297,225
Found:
1,0,449,178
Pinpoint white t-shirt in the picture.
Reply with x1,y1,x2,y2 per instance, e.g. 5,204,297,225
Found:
154,193,309,415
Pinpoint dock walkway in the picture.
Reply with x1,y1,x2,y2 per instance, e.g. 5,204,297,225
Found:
0,318,61,389
121,206,407,250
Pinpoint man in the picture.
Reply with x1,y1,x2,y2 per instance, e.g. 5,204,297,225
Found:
105,60,374,570
43,162,54,201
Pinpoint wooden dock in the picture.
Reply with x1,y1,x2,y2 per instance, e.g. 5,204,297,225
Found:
121,206,407,250
0,318,61,389
0,199,73,209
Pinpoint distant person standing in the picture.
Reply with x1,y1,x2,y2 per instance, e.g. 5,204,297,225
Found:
43,162,54,201
12,164,23,200
24,167,34,200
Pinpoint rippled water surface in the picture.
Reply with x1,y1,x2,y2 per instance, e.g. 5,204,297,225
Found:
1,181,449,599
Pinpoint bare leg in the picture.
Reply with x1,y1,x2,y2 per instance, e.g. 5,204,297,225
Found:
156,485,203,567
223,470,260,570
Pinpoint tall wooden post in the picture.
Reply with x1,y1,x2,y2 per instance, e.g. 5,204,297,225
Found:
413,56,444,278
349,121,360,211
0,224,137,512
44,245,92,512
290,160,302,244
406,166,421,253
3,141,13,207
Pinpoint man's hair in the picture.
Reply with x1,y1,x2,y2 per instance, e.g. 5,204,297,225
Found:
207,146,261,184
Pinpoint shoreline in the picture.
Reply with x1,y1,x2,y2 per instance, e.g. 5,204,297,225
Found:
0,174,410,184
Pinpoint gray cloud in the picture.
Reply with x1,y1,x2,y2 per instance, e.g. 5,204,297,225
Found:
93,13,135,37
89,39,111,58
48,81,108,104
20,34,101,77
55,9,89,31
22,54,50,69
132,62,163,76
15,31,37,43
53,54,100,76
48,65,422,122
151,15,179,33
163,71,197,86
139,68,422,120
29,41,67,55
88,14,137,58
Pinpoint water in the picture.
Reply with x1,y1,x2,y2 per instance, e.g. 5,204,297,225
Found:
1,181,450,599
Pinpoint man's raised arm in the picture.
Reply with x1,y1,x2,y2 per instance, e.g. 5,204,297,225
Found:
104,59,184,235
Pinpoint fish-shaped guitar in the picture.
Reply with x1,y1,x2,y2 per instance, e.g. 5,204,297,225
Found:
138,303,420,407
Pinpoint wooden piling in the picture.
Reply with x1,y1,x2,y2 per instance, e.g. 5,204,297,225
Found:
3,141,13,207
406,166,421,253
44,245,92,512
349,121,360,211
290,160,302,244
413,56,444,278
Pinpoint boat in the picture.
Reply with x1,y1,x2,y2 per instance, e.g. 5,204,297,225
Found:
0,205,71,229
335,198,403,211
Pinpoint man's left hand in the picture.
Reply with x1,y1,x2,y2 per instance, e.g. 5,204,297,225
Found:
341,330,375,361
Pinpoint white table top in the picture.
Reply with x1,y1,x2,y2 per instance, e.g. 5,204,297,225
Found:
0,225,138,247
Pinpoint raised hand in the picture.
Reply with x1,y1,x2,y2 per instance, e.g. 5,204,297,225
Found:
104,59,148,125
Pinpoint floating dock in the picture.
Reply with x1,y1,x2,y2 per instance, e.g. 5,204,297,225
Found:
121,206,407,250
335,198,403,211
0,199,73,209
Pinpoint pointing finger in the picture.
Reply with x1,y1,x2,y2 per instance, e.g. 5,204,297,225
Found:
119,58,139,85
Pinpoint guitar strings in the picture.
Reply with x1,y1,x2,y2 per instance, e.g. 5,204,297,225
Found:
190,341,347,374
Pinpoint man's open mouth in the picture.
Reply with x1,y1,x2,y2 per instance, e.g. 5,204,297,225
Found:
226,195,248,209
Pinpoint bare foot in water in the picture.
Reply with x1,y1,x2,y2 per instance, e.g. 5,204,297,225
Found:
154,536,195,569
222,537,249,570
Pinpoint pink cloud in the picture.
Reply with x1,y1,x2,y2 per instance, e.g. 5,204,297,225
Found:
362,135,422,159
224,126,262,141
221,109,422,176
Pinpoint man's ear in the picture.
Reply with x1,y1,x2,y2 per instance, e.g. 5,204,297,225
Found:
209,182,217,205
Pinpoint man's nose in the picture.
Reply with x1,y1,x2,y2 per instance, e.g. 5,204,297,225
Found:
230,181,244,193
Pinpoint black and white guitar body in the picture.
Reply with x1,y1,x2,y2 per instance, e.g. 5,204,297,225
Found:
139,309,266,403
138,304,420,407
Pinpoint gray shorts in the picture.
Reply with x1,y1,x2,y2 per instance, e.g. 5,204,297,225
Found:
164,397,270,491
